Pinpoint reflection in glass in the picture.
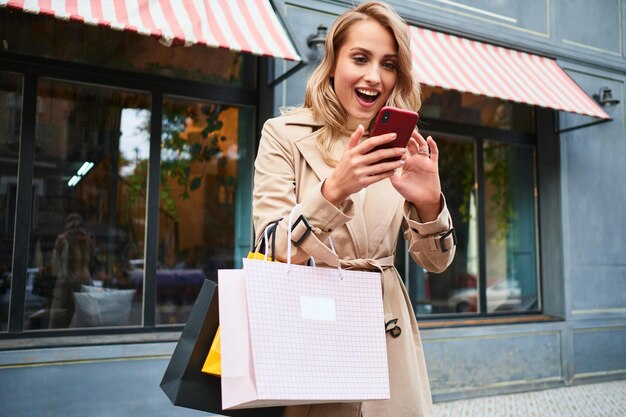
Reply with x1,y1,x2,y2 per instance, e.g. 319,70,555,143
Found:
421,86,535,134
484,141,538,312
408,134,479,314
0,8,254,87
25,79,150,330
156,97,249,325
0,72,22,331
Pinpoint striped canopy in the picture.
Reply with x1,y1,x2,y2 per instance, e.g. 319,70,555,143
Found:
410,26,609,119
0,0,301,61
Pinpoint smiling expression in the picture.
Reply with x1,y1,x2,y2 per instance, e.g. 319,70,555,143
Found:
331,19,398,126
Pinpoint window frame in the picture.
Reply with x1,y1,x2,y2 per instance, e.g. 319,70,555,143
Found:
0,49,261,339
398,117,545,322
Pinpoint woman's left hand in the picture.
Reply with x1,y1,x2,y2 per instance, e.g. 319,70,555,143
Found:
389,130,442,222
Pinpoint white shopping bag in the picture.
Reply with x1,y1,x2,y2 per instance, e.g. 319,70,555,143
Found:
219,258,390,410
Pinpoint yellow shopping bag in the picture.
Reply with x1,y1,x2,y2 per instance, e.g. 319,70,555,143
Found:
246,250,280,261
201,327,222,376
201,221,281,377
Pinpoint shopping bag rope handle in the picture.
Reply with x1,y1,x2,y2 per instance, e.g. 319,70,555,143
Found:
263,223,274,262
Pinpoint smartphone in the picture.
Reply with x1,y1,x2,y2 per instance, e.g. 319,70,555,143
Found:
369,106,419,163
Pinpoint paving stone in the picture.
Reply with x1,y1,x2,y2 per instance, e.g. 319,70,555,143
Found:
433,380,626,417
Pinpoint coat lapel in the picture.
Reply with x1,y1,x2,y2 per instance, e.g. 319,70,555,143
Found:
284,112,335,183
293,132,334,182
364,177,403,255
287,114,368,257
287,112,400,258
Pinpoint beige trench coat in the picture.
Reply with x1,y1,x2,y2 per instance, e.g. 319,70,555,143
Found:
252,109,455,417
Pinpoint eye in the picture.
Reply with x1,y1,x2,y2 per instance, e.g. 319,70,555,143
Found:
352,55,367,64
382,60,397,70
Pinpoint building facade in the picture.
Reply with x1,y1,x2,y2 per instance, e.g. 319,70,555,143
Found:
0,1,624,416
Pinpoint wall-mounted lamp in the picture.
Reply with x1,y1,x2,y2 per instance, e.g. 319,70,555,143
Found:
307,25,327,50
592,87,620,107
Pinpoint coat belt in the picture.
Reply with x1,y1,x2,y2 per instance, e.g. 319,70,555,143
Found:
340,255,395,273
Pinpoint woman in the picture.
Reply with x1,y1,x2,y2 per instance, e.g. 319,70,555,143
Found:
253,2,456,416
49,213,95,328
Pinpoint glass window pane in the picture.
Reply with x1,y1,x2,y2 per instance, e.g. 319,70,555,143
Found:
408,133,479,315
0,72,22,332
25,79,150,330
157,97,252,325
421,86,535,134
484,141,539,312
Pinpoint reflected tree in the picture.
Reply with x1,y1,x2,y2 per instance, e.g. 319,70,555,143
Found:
484,142,515,240
126,103,230,220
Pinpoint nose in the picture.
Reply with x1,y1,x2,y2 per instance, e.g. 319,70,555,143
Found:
363,64,382,85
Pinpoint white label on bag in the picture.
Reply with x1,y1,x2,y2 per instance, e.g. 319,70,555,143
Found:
300,295,337,321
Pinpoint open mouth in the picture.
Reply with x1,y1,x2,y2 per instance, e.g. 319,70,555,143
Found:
356,88,380,104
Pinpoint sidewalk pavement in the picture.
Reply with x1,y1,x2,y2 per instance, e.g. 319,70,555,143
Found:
433,380,626,417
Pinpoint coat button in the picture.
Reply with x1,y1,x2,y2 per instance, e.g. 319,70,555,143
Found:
385,318,401,338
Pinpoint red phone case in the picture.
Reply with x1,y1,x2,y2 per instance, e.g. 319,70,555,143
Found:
369,106,419,162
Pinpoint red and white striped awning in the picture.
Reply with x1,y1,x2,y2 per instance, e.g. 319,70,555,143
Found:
0,0,301,61
410,26,609,119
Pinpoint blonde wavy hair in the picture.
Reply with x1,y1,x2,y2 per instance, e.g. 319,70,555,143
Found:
303,1,421,166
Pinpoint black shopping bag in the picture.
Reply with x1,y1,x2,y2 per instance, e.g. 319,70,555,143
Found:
160,279,283,417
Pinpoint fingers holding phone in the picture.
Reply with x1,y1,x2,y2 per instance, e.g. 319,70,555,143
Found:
360,133,407,165
369,106,419,163
352,129,407,179
322,126,403,206
322,107,420,206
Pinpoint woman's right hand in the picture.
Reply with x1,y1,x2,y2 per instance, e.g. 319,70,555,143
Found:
321,124,406,207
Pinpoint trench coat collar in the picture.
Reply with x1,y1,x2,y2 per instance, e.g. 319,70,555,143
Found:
286,110,403,257
285,111,331,181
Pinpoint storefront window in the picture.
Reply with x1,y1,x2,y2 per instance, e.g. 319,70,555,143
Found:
157,97,252,325
0,72,22,332
0,8,255,87
24,79,150,330
405,134,539,316
406,134,479,314
484,141,539,312
398,86,541,317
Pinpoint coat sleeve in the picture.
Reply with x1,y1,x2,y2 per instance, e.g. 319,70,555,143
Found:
252,118,354,265
402,194,456,273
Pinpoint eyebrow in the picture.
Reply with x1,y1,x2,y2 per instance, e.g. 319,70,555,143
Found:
349,47,397,59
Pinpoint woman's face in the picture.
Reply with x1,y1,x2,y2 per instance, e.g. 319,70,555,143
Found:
331,19,398,125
